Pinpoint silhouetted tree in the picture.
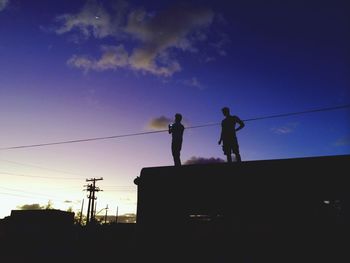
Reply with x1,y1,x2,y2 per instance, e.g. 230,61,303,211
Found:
44,200,54,209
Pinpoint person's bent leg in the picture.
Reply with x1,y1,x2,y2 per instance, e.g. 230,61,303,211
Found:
233,143,242,162
236,153,241,162
234,151,242,162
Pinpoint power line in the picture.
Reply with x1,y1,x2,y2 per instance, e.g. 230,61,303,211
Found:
0,130,166,150
0,158,86,177
0,191,70,203
0,171,83,180
0,192,47,199
0,104,349,151
184,104,350,129
103,189,136,192
100,185,136,188
243,104,350,122
0,186,70,200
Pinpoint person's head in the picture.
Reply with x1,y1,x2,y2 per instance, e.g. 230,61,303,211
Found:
175,113,182,123
222,107,230,117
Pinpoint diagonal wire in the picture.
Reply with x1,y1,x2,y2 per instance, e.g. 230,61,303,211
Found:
0,104,348,151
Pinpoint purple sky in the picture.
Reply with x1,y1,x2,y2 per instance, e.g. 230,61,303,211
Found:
0,0,349,219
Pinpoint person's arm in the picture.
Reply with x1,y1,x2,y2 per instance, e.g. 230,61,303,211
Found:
218,123,223,145
218,137,222,145
235,116,245,132
168,124,172,134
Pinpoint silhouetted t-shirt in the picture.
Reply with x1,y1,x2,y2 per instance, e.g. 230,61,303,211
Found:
221,115,240,141
170,123,184,143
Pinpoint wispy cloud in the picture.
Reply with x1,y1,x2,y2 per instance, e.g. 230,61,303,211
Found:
55,0,125,39
183,77,203,89
272,127,293,134
271,122,298,135
334,135,350,146
210,32,230,57
67,45,129,72
17,203,43,210
0,0,9,11
82,88,103,109
147,116,172,130
55,1,215,77
184,156,225,165
123,5,213,76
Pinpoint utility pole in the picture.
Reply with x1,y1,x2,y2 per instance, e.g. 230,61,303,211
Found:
84,177,103,225
116,206,118,223
79,199,84,225
85,184,92,224
104,204,109,224
94,201,97,219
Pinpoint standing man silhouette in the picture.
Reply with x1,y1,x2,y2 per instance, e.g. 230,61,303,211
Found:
169,113,185,166
218,107,245,163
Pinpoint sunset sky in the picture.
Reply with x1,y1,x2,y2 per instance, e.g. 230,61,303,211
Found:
0,0,349,219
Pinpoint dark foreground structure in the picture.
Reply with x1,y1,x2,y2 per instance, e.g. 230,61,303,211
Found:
1,210,76,261
0,210,136,263
1,155,349,262
134,155,350,262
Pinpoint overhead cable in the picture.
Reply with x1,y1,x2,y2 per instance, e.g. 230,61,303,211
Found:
0,104,349,151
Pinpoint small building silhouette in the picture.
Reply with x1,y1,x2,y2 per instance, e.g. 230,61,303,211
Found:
9,209,74,226
1,209,75,261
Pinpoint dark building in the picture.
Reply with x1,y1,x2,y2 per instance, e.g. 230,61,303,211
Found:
135,155,350,228
5,209,75,237
9,209,74,225
134,155,350,262
1,209,76,262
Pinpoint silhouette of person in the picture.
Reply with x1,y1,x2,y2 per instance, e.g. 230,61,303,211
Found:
218,107,245,163
169,113,185,166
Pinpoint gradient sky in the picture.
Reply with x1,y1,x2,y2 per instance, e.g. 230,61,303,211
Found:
0,0,349,219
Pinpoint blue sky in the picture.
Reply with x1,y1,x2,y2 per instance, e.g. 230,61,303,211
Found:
0,0,349,219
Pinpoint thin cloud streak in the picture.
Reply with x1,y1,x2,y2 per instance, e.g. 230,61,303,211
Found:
271,123,298,135
184,156,225,165
334,135,350,146
183,77,203,89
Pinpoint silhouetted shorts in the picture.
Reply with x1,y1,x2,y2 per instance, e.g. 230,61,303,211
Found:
172,141,182,156
222,138,239,155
